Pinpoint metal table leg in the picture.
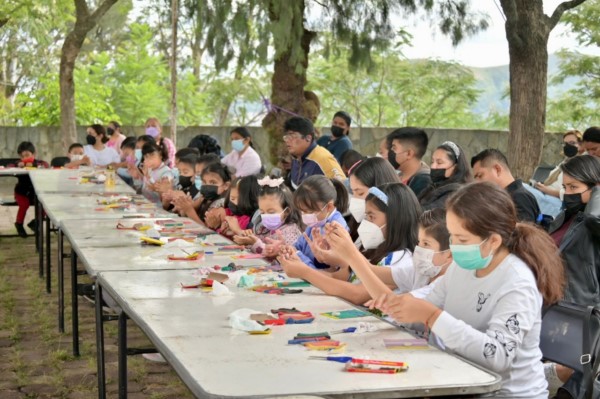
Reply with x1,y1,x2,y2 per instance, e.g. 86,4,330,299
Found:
71,250,80,357
96,281,106,399
37,198,44,278
118,312,128,399
45,217,51,293
58,228,64,333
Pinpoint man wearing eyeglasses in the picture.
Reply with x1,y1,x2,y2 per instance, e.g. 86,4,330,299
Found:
284,117,345,190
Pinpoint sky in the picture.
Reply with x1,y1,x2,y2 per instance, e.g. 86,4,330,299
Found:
400,0,599,68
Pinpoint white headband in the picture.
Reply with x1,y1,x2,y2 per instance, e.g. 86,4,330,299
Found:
441,141,460,160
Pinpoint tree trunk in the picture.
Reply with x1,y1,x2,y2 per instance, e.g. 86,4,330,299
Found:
504,2,549,180
501,0,587,179
261,25,318,165
170,0,178,147
59,0,118,151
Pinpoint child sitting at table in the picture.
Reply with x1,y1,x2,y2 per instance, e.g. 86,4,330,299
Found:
140,142,173,204
278,183,434,305
213,175,260,237
162,154,200,212
173,161,232,226
12,141,49,237
233,176,304,258
289,175,349,270
64,143,91,169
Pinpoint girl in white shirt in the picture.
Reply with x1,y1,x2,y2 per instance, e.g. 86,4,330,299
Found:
279,183,425,305
83,124,120,167
221,127,262,177
371,182,565,398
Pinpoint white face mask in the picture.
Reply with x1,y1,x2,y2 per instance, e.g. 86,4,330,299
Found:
412,245,446,278
357,220,385,249
348,197,366,222
71,154,83,161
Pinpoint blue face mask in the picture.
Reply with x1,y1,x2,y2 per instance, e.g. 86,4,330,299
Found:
134,149,142,163
450,238,494,270
232,139,245,152
194,175,202,190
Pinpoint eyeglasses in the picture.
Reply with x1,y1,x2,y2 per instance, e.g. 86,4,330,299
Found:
283,132,302,142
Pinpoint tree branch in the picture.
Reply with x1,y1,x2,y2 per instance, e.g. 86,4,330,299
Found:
499,0,523,47
548,0,587,30
89,0,119,24
74,0,91,22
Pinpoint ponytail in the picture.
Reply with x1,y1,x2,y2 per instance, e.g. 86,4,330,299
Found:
508,223,565,304
330,178,349,214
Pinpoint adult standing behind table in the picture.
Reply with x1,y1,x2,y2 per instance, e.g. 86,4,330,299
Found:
471,149,541,223
317,111,353,164
106,121,127,158
285,116,346,190
221,127,262,177
144,117,176,167
83,124,120,167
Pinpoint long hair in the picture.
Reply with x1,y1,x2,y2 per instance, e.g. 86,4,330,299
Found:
446,182,565,304
259,184,303,229
363,183,421,264
435,141,472,186
225,175,260,217
560,155,600,187
293,175,349,214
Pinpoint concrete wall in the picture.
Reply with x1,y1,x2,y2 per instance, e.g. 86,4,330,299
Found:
0,126,564,170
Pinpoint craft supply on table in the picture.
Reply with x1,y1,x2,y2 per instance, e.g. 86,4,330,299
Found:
272,281,311,288
167,251,204,261
303,340,346,351
251,285,303,295
345,359,409,374
320,309,370,320
140,236,165,246
383,338,429,349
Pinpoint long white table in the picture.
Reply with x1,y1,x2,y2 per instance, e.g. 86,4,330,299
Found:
0,167,30,176
61,216,269,358
96,269,502,399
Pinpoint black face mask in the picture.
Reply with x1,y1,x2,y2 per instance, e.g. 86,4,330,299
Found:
331,125,345,138
228,202,241,215
563,143,578,158
430,168,449,185
387,148,400,170
200,185,219,200
86,135,96,145
107,127,115,136
563,191,587,216
178,175,193,188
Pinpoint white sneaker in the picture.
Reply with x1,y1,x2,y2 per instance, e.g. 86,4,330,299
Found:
142,353,166,362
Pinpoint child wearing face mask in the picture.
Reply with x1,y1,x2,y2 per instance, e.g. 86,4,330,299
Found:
279,183,430,305
289,175,349,270
11,141,49,237
64,143,91,169
233,177,304,257
174,162,232,226
162,154,199,211
140,142,173,204
215,175,260,237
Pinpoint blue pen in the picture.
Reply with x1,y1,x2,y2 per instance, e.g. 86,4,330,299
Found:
330,327,357,334
309,356,353,363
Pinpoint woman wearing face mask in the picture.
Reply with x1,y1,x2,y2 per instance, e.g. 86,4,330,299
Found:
548,155,600,305
105,121,127,157
279,183,431,306
418,141,472,210
287,175,349,270
347,157,400,243
144,117,176,168
317,111,353,164
83,124,120,167
221,127,262,177
530,131,585,218
370,182,564,399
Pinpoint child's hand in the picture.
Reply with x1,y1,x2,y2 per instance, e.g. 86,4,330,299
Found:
264,234,284,258
324,222,356,254
278,250,309,279
154,178,172,194
233,234,256,245
370,293,438,325
173,194,194,215
305,228,347,267
18,162,25,168
205,208,225,229
224,216,242,235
